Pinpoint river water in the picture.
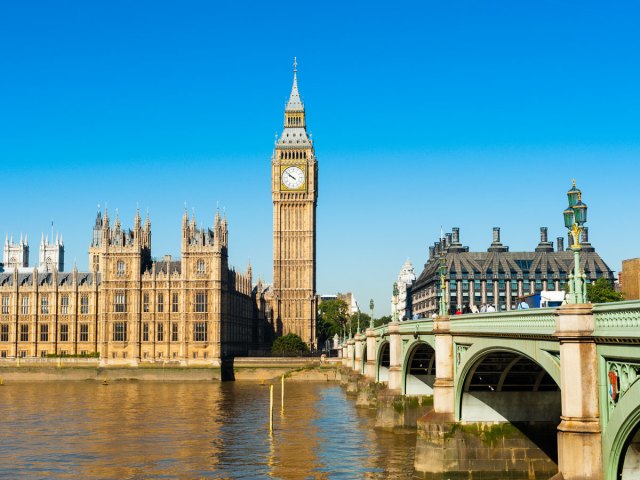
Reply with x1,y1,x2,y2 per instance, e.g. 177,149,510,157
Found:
0,381,419,479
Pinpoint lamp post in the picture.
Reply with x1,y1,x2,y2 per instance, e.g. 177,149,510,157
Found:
392,282,399,322
356,304,361,334
369,299,374,329
563,180,589,304
438,254,448,316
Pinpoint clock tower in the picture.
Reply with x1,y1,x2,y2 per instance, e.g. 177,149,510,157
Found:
272,59,318,347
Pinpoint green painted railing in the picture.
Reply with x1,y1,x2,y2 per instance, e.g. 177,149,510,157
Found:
449,308,557,336
593,300,640,338
368,300,640,340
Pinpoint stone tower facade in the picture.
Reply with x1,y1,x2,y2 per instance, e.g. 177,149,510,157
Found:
272,60,318,347
3,234,29,269
39,233,64,272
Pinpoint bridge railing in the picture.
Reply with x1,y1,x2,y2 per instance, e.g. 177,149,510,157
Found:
593,300,640,339
448,308,557,336
368,299,640,340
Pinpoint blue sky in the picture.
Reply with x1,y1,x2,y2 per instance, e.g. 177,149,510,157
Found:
1,1,639,316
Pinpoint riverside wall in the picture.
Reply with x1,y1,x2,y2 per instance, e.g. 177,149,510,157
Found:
0,358,340,382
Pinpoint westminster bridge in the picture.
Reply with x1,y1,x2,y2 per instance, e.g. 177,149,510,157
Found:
340,300,640,479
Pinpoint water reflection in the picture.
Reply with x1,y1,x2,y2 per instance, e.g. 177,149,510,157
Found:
0,381,418,479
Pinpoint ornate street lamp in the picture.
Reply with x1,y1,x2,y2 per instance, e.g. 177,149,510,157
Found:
356,304,361,334
392,282,399,322
369,299,374,329
438,254,448,316
564,180,589,304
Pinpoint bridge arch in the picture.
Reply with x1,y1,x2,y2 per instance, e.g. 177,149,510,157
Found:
361,345,367,375
401,340,436,396
376,340,390,383
455,344,561,463
603,380,640,479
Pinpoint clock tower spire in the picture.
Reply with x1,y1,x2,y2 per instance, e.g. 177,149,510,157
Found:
272,58,318,348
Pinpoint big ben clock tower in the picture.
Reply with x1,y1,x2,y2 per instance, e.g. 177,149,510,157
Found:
272,58,318,347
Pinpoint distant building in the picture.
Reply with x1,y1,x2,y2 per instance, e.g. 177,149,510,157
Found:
319,292,359,314
411,226,614,318
391,259,415,320
620,258,640,300
2,233,64,273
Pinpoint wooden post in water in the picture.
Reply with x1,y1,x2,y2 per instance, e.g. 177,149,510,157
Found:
269,384,274,434
281,375,284,413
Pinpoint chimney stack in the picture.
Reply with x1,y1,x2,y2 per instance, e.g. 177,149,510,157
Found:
445,233,452,248
540,227,548,243
429,246,435,259
581,226,589,244
557,237,564,252
452,227,460,244
493,227,500,244
535,226,554,252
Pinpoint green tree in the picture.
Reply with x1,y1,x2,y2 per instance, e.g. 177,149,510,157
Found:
374,315,392,328
272,333,310,356
317,299,349,345
346,312,371,335
587,277,624,303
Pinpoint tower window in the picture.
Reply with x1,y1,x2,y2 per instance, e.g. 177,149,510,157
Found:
142,323,149,342
172,293,179,313
157,323,164,342
1,324,8,342
116,261,125,276
114,292,126,313
113,322,127,342
1,296,9,315
143,293,149,313
194,292,207,313
80,295,89,314
61,295,69,315
197,260,205,274
21,296,29,315
194,322,208,342
40,296,49,315
157,293,164,313
60,324,69,342
172,322,179,342
80,324,89,342
40,324,49,342
20,324,29,342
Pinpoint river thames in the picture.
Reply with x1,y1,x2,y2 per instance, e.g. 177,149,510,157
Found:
0,381,419,479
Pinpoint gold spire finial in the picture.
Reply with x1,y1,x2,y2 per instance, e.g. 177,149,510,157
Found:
572,178,576,187
577,191,582,201
293,56,297,74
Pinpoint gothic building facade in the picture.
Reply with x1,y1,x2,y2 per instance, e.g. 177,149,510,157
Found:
0,208,273,364
411,226,614,318
0,62,317,362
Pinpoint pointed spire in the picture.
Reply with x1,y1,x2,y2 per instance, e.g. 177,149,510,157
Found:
134,206,141,228
24,234,28,246
59,233,63,245
41,232,45,245
73,258,78,272
145,209,151,229
286,56,304,112
4,233,8,246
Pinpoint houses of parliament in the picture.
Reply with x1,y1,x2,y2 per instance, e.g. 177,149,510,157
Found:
0,62,318,365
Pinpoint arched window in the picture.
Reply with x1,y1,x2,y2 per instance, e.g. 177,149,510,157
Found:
197,260,205,274
117,260,125,276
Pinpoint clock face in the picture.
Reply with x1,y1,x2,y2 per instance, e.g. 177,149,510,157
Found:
282,166,305,190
